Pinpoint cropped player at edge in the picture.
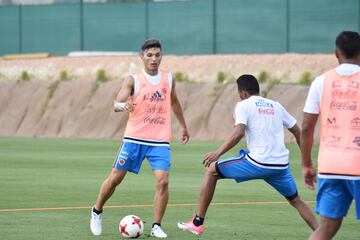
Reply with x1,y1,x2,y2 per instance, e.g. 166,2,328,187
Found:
90,39,189,238
178,74,318,235
301,31,360,240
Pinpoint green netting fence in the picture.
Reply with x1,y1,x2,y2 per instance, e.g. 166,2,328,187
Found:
0,0,359,55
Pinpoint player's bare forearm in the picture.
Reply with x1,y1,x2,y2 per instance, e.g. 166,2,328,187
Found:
300,113,318,167
288,124,301,147
218,125,244,155
300,133,314,168
172,99,187,130
172,103,189,144
116,75,134,102
203,124,245,167
300,113,318,190
114,75,135,112
171,82,189,143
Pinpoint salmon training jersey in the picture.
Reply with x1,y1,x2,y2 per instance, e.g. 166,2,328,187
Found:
124,69,172,145
318,69,360,176
304,63,360,179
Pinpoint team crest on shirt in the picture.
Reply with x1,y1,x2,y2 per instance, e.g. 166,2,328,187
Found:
118,159,126,166
256,100,274,115
255,101,273,108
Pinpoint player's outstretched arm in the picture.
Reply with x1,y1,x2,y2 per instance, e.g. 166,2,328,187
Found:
114,75,136,113
203,124,245,167
171,79,189,144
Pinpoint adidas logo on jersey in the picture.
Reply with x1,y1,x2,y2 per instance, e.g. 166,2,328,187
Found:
150,91,165,102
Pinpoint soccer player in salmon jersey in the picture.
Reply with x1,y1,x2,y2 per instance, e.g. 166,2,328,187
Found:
90,39,189,238
301,31,360,239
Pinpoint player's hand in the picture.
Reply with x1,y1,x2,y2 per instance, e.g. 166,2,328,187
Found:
302,165,316,190
180,127,189,144
124,101,136,113
203,151,220,168
113,100,136,113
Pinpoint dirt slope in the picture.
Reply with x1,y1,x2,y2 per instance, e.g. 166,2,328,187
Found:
0,54,334,142
0,80,316,143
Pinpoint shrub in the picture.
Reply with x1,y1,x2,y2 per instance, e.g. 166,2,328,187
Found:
258,70,270,83
216,71,226,84
59,70,70,81
96,69,108,83
299,71,313,85
48,80,61,99
269,78,281,86
262,78,280,97
17,70,31,83
174,71,189,82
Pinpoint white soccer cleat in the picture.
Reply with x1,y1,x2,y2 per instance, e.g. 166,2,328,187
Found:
90,207,102,236
150,225,168,238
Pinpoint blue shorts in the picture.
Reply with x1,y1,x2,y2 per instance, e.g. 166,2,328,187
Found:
113,142,171,174
215,155,298,200
316,177,360,220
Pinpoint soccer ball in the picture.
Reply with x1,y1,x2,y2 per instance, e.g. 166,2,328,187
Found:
119,215,144,238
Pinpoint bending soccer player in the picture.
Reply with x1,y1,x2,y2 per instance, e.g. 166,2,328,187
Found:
178,74,318,235
90,39,189,238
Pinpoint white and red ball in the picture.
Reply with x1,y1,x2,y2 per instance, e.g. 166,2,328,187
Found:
119,215,144,238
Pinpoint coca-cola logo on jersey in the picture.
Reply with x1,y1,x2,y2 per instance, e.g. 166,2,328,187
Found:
331,90,357,99
330,100,357,111
144,116,166,125
332,80,359,89
258,108,274,115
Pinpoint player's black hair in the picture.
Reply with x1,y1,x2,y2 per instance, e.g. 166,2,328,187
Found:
335,31,360,59
236,74,260,95
141,39,162,52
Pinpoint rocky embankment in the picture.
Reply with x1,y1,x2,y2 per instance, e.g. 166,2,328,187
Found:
0,54,331,142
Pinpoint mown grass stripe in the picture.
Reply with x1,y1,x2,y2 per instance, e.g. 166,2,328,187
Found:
0,200,315,212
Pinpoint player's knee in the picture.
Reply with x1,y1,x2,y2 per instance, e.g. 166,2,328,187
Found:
108,170,125,186
156,177,169,192
321,216,343,229
205,163,219,177
108,176,121,187
286,191,299,205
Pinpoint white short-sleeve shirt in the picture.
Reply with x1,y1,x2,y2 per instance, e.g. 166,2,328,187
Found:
234,95,296,168
303,64,360,114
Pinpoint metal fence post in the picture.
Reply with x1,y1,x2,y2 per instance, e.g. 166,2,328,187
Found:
145,0,149,39
212,0,217,54
19,4,22,54
80,0,84,51
286,0,290,53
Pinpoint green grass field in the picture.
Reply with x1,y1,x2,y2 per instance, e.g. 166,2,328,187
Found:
0,137,358,239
